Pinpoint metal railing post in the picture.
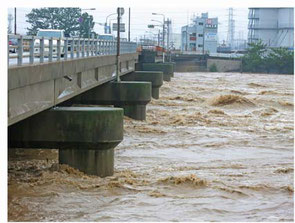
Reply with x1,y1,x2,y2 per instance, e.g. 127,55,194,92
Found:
49,37,53,62
40,37,44,63
7,36,9,66
107,41,109,55
17,35,23,66
91,37,95,56
57,37,61,61
71,38,74,59
95,39,98,56
86,39,90,57
101,40,104,55
98,40,101,55
82,39,85,57
64,38,68,60
77,38,80,58
29,36,35,64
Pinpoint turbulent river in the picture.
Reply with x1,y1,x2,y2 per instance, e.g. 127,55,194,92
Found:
8,72,294,221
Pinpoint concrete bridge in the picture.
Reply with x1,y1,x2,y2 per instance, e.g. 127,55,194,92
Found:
8,35,174,177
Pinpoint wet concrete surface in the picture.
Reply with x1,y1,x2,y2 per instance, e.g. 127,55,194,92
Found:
8,72,294,221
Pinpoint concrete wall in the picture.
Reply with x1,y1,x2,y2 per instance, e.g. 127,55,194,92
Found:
8,53,138,126
207,58,241,72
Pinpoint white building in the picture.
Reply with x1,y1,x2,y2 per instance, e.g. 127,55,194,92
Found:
248,8,294,49
181,13,218,53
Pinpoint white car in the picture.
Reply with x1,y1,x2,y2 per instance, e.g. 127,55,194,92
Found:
34,29,66,57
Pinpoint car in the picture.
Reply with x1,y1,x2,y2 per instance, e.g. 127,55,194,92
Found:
8,37,18,53
34,29,65,57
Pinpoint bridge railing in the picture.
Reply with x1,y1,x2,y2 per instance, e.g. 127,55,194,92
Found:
8,34,137,66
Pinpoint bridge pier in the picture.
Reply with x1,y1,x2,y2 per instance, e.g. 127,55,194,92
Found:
138,63,174,81
163,62,175,77
121,71,163,99
8,107,123,177
72,81,151,120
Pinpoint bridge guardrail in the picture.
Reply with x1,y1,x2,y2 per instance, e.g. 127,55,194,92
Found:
8,34,137,66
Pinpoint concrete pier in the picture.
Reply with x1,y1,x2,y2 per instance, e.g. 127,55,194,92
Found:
8,107,123,177
121,71,163,99
59,148,114,177
140,63,174,81
163,62,175,77
74,81,152,120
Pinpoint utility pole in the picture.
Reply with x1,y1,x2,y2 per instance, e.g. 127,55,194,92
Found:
128,8,131,42
116,7,124,82
227,8,234,47
167,19,170,51
158,29,160,46
14,8,16,35
166,19,171,61
162,20,165,62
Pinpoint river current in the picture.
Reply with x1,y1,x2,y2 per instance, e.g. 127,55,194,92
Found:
8,72,294,221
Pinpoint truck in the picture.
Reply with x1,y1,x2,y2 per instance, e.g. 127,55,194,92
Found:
98,34,114,41
34,29,65,57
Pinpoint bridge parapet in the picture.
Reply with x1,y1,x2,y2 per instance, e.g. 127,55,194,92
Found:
8,34,137,67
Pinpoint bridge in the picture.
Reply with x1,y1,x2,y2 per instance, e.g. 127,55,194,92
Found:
8,34,174,177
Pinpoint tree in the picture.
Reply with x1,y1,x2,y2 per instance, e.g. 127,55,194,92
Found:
78,12,96,38
26,8,96,37
266,48,294,74
242,41,294,74
242,40,267,73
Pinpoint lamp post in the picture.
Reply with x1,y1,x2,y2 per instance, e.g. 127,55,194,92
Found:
105,13,117,34
14,8,16,35
152,13,165,62
81,8,96,38
150,20,163,46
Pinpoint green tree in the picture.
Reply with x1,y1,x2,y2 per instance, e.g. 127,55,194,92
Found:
242,40,267,73
26,8,96,37
78,12,96,38
242,40,294,74
266,47,294,74
209,63,218,72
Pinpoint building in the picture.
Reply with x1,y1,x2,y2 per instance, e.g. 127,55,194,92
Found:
248,8,294,49
181,13,218,53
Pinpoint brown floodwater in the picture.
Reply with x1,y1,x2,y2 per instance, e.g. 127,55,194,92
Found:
8,72,294,221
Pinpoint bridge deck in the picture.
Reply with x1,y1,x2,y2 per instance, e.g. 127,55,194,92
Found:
8,53,138,126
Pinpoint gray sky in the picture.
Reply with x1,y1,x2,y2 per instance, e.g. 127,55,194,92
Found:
7,0,294,43
7,6,248,43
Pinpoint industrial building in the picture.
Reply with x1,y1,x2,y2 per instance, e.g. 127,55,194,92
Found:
248,8,294,49
181,13,218,53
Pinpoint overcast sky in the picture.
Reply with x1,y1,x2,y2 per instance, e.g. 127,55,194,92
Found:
6,0,294,43
7,6,249,43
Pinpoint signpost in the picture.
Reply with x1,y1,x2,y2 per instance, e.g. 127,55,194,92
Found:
113,23,126,32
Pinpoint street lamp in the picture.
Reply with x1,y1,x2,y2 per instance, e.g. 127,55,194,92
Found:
116,7,124,82
81,8,96,38
105,13,117,34
152,13,165,62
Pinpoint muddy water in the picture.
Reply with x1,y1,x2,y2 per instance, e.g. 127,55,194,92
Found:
8,72,294,221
